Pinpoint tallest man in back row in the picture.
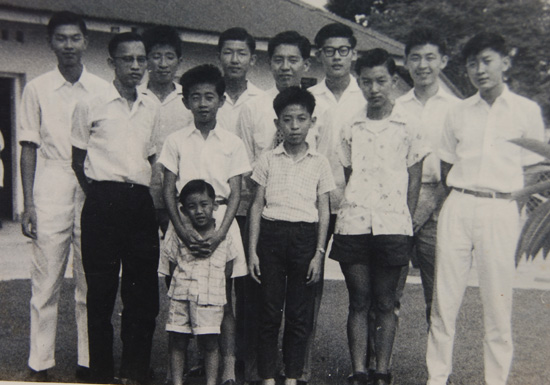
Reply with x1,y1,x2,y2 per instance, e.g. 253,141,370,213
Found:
19,11,108,381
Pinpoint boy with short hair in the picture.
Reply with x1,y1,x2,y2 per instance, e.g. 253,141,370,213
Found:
158,64,251,385
165,179,237,385
71,32,160,384
236,31,319,383
329,49,427,385
396,27,460,323
248,86,335,385
19,11,109,381
141,25,193,234
426,32,545,385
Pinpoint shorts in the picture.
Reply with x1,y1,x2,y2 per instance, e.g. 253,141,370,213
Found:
165,299,224,335
329,233,413,266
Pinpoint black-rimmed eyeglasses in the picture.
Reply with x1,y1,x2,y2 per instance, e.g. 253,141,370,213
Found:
320,46,352,57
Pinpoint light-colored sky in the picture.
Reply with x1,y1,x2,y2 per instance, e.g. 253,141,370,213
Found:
301,0,328,9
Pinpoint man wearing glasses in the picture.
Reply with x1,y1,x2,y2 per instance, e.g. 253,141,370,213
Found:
304,23,366,384
71,32,160,385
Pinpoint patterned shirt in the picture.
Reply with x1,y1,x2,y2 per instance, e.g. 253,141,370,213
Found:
335,104,430,236
71,82,159,187
252,143,335,223
163,225,237,306
440,86,545,193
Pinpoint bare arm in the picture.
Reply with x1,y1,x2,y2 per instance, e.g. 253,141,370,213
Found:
248,183,265,284
307,191,330,285
407,160,423,217
71,146,89,195
203,175,242,252
20,142,38,239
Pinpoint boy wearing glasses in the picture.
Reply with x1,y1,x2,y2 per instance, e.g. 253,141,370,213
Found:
18,11,108,381
72,32,161,385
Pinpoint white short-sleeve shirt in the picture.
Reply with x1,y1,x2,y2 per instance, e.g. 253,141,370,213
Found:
439,86,545,193
19,67,109,161
336,104,430,236
310,77,366,213
157,124,251,198
71,82,160,186
218,81,264,136
396,85,460,183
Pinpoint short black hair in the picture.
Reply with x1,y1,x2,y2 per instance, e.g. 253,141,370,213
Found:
355,48,397,76
218,27,256,54
314,23,357,49
405,27,447,56
142,25,182,58
108,32,144,58
180,64,226,99
268,31,311,60
178,179,216,206
273,86,316,117
47,11,87,39
462,32,508,62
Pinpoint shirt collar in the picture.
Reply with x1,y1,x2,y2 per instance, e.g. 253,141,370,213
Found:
316,75,361,97
183,122,224,139
351,103,407,132
400,82,454,104
224,81,263,106
273,142,318,158
139,82,182,104
51,66,95,91
470,84,512,107
105,81,146,106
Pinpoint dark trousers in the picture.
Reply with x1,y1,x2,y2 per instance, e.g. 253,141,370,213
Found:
257,219,317,379
81,182,159,383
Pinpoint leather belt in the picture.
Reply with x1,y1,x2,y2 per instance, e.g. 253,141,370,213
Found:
453,187,512,199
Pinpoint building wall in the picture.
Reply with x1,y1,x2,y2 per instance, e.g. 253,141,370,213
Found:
0,18,413,218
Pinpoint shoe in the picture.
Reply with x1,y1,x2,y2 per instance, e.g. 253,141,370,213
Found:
220,380,237,385
187,359,205,377
347,372,369,385
75,365,91,382
28,369,49,382
372,372,392,385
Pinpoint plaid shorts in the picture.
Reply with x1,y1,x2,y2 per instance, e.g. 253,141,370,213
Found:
166,299,224,335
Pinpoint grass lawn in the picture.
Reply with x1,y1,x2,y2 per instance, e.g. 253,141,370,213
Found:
0,279,549,384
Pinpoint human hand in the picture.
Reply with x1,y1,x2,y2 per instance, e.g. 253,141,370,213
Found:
21,206,37,239
306,252,324,285
176,226,210,258
156,209,170,238
248,253,261,284
202,231,226,255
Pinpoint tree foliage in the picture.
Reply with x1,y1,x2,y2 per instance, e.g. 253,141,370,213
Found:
326,0,550,124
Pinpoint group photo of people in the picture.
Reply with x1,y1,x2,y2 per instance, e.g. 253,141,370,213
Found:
1,1,550,385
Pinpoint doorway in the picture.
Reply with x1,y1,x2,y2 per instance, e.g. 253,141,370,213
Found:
0,77,14,221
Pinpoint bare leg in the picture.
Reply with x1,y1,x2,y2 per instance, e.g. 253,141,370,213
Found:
261,379,276,385
372,264,402,374
340,262,372,376
170,332,190,385
198,334,220,385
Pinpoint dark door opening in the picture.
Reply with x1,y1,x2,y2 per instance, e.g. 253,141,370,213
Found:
0,77,14,220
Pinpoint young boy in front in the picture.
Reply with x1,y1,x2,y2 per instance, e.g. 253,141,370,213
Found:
158,64,251,385
164,179,237,385
328,49,427,385
248,87,335,385
426,32,545,385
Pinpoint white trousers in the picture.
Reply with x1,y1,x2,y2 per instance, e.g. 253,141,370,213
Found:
426,191,518,385
29,158,88,371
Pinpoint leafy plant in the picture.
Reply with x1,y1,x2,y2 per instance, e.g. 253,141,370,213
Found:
511,138,550,264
